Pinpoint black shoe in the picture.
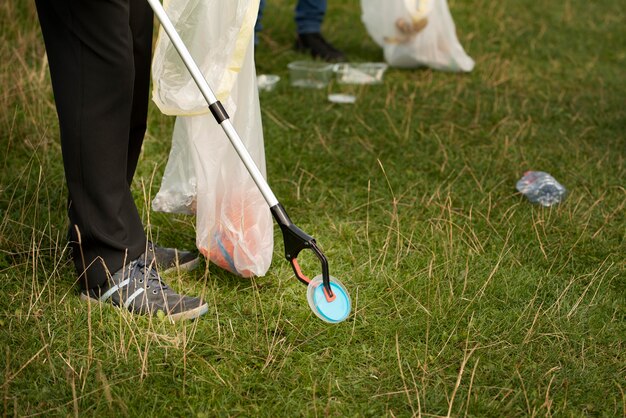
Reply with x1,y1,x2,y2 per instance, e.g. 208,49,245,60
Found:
147,241,199,274
295,33,346,62
81,254,208,322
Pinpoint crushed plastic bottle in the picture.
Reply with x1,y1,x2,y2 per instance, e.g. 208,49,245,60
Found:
516,171,567,207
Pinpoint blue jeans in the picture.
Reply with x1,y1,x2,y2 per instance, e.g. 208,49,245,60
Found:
256,0,327,40
295,0,326,34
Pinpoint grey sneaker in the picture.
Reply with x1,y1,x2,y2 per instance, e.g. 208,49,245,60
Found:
147,241,199,274
81,254,208,322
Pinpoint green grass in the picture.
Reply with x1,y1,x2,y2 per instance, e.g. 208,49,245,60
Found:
1,0,625,416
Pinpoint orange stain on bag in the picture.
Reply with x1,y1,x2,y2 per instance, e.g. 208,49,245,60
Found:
199,199,259,278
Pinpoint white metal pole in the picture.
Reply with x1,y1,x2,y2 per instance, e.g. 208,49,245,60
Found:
147,0,279,208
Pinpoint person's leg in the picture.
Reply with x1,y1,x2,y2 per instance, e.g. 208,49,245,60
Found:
294,0,346,62
294,0,326,34
126,0,154,184
254,0,266,45
35,0,146,290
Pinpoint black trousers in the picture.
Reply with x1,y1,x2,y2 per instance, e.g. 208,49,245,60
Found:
35,0,154,290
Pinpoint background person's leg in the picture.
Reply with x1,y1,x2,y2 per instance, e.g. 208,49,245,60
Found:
35,0,148,290
255,0,266,44
294,0,345,61
294,0,326,34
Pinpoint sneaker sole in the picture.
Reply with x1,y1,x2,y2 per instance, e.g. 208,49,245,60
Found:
159,257,200,275
80,292,209,322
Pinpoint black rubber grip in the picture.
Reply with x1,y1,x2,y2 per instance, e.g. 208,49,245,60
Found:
209,101,229,124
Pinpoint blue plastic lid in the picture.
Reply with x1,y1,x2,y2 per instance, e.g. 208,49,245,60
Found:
306,276,351,323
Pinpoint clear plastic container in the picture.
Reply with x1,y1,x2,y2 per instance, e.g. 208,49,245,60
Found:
516,171,567,207
334,62,388,84
287,61,334,89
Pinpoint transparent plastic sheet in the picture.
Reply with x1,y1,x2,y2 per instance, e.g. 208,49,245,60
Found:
361,0,474,72
151,0,273,277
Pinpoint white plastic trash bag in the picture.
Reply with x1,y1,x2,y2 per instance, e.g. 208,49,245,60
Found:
151,0,260,115
361,0,475,72
151,0,273,277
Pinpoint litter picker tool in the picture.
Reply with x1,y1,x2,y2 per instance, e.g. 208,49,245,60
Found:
147,0,351,323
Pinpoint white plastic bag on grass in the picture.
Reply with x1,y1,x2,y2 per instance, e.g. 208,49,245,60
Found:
361,0,475,72
151,0,273,277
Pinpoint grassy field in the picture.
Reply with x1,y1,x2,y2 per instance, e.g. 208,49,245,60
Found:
1,0,625,416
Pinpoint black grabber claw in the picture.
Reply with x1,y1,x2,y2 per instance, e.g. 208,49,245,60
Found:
270,203,335,301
